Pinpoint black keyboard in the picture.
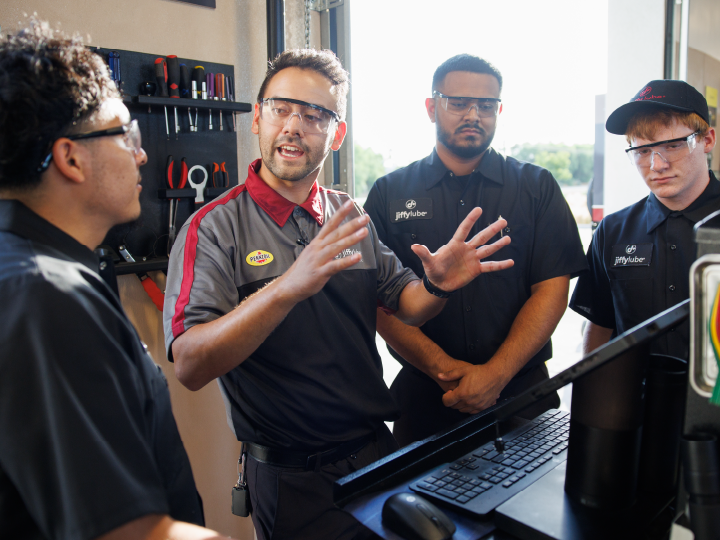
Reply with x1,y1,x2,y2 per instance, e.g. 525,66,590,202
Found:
409,409,570,517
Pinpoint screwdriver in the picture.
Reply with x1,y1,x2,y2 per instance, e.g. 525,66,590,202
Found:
207,73,214,131
154,58,170,140
167,55,181,139
216,73,224,131
180,64,194,132
192,66,205,130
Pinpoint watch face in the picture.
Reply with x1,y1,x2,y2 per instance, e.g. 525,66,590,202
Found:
690,255,720,397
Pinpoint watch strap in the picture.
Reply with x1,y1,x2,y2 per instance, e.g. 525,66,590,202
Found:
423,274,452,298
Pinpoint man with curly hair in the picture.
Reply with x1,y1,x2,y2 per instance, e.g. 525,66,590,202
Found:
0,20,235,540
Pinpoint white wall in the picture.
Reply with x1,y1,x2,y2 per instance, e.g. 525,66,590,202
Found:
604,0,667,215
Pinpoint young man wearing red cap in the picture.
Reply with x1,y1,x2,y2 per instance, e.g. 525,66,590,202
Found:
570,79,718,357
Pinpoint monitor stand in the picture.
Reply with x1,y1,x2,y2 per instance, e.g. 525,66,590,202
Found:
494,462,676,540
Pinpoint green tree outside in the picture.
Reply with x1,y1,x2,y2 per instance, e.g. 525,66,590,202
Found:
510,143,593,185
353,144,388,198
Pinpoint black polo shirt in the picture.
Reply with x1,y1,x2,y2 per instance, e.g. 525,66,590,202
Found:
0,200,202,540
364,148,588,372
570,171,720,359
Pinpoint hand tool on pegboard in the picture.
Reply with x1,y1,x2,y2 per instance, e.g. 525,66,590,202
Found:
108,51,121,91
187,165,209,211
191,66,205,131
206,72,215,130
166,155,188,253
216,73,225,131
212,162,228,189
180,64,196,132
118,245,165,312
154,58,170,140
167,55,181,139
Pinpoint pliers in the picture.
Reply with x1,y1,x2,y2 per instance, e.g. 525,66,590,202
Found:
166,155,188,253
212,162,228,189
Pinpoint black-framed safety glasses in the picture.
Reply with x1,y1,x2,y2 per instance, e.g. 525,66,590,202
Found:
37,119,142,173
625,131,699,167
259,98,340,134
433,91,501,118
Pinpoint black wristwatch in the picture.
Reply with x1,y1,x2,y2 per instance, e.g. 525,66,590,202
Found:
422,274,452,298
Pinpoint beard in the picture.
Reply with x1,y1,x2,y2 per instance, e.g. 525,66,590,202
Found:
259,132,329,183
437,121,494,159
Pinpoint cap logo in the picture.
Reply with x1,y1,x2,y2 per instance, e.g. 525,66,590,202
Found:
246,250,274,266
635,85,666,102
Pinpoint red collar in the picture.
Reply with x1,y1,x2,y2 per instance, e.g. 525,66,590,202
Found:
244,159,325,227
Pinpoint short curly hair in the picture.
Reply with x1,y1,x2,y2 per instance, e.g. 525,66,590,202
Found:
0,19,119,190
257,49,349,121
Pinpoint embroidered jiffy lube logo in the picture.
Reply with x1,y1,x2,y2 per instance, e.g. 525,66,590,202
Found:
634,86,665,102
611,244,653,267
246,250,274,266
390,198,433,223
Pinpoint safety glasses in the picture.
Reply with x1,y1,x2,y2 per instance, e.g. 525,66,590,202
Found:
625,131,699,168
38,119,142,173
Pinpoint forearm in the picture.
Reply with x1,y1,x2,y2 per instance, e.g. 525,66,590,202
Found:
172,275,299,391
377,308,460,388
484,276,570,386
582,321,614,355
392,279,447,326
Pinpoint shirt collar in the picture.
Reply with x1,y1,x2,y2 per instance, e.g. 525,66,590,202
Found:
425,147,504,190
646,170,720,233
244,159,324,227
0,199,99,271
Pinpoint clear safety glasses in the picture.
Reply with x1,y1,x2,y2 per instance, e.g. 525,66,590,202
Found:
38,119,143,172
259,98,340,134
625,131,699,168
433,91,501,118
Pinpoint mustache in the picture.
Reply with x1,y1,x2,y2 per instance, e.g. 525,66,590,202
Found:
275,136,309,152
455,123,485,135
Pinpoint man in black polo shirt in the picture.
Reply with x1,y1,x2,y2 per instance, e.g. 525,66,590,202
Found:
164,49,513,540
570,80,718,357
0,22,231,540
364,54,588,446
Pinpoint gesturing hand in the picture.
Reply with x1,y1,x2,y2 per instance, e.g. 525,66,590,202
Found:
411,208,514,293
279,200,368,301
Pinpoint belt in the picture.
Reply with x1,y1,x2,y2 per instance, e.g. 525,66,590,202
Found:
245,432,375,470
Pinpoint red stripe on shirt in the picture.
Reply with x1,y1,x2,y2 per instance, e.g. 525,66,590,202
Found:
171,184,248,338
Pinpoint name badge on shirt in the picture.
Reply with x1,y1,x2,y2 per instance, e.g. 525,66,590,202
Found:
390,198,433,223
611,243,653,267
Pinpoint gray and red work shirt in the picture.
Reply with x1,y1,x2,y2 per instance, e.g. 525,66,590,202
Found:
164,160,418,452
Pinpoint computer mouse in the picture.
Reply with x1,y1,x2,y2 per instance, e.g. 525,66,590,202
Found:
382,492,456,540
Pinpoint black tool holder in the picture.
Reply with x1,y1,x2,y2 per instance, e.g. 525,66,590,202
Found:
93,48,251,276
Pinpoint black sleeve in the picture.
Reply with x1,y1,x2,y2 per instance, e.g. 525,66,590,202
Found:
529,170,589,285
0,279,170,540
569,222,616,329
363,177,389,244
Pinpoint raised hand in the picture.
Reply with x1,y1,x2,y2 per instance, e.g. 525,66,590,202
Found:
279,200,368,301
411,207,514,293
